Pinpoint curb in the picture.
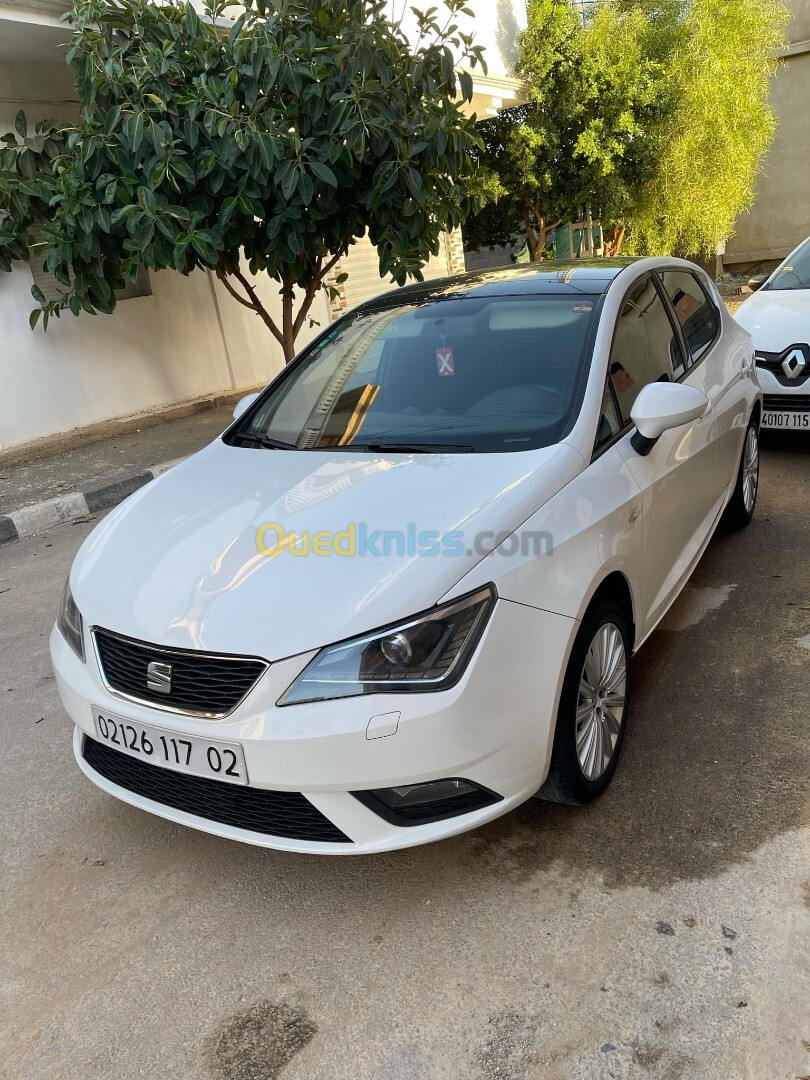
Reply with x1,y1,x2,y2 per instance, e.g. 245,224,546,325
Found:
0,457,186,546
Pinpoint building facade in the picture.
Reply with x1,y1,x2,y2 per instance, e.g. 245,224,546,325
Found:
0,0,527,455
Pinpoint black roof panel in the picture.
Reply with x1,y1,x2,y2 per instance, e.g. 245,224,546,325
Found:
358,257,641,309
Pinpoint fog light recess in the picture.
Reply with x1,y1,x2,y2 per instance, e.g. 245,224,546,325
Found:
353,778,502,827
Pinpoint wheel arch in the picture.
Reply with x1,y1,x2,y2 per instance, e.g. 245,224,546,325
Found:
584,571,637,650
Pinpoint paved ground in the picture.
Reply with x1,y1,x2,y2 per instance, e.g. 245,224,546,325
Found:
0,404,238,518
1,435,808,1080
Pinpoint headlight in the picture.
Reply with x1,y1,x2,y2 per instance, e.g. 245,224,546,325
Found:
57,579,85,662
279,585,496,705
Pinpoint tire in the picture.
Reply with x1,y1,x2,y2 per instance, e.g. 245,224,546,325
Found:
721,419,760,531
539,599,631,806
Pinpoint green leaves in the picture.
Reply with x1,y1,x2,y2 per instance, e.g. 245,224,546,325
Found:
123,112,144,154
309,161,337,187
2,0,493,349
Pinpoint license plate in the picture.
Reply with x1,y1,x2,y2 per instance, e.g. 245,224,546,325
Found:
762,409,810,430
92,707,248,785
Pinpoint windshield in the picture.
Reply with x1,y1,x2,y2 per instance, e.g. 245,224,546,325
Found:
765,237,810,291
228,294,600,453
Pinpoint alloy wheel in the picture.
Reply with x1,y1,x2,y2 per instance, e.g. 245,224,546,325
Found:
742,426,759,514
576,622,627,781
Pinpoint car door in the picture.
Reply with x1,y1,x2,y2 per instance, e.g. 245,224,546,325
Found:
610,274,719,637
657,268,744,496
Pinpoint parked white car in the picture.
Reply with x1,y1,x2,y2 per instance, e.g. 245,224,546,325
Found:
51,257,761,854
735,235,810,431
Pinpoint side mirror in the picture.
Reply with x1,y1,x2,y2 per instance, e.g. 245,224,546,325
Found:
232,392,259,420
747,274,768,292
630,382,709,456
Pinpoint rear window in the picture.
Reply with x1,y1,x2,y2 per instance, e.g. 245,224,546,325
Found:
229,295,600,453
658,270,719,363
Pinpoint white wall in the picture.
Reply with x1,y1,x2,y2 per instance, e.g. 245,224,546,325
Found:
0,258,329,452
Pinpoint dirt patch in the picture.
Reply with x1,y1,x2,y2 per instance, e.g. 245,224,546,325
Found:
724,296,746,315
477,1010,542,1079
206,999,316,1080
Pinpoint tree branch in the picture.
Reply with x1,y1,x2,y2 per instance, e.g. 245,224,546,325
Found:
292,251,342,339
215,267,257,311
226,265,286,350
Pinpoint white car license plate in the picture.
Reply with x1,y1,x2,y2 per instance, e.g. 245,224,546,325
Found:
92,707,248,785
762,409,810,430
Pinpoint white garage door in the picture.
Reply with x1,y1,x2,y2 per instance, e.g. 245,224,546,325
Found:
340,232,453,310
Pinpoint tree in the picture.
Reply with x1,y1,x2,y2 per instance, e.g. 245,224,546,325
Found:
0,0,492,360
464,0,662,261
465,0,788,262
623,0,789,256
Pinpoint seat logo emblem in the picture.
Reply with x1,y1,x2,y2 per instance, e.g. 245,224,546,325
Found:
146,661,173,694
781,348,806,380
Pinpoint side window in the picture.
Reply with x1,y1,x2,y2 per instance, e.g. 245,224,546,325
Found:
658,270,720,364
609,276,685,420
594,379,622,452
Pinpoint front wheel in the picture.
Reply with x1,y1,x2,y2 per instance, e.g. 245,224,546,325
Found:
721,420,759,530
539,599,631,806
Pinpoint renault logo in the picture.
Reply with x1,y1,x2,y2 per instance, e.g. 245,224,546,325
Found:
146,660,173,694
782,348,806,380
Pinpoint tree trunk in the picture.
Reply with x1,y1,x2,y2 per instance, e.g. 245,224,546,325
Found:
216,254,343,364
603,225,626,257
524,201,563,262
281,281,296,363
523,209,542,261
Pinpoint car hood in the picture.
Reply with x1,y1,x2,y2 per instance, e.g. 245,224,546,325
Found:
72,438,584,659
734,289,810,350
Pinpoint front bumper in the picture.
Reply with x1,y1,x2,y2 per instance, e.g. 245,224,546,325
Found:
756,366,810,430
52,599,576,854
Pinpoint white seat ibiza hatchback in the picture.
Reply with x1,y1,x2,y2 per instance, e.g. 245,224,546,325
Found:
51,257,761,854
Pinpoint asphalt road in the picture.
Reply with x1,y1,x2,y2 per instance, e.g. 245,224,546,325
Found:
1,435,808,1080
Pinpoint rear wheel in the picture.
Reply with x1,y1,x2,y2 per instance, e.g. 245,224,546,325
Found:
539,599,631,806
721,420,759,530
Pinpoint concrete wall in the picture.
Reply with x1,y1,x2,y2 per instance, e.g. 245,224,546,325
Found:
0,257,329,452
725,0,810,265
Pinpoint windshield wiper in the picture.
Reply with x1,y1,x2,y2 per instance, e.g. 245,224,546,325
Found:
236,433,297,451
358,441,474,454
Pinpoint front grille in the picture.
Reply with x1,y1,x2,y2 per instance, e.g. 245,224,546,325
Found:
93,628,267,717
763,394,810,412
756,345,810,387
82,736,350,843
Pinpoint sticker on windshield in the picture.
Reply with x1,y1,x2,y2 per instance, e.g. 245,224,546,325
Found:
436,348,455,376
572,303,593,313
